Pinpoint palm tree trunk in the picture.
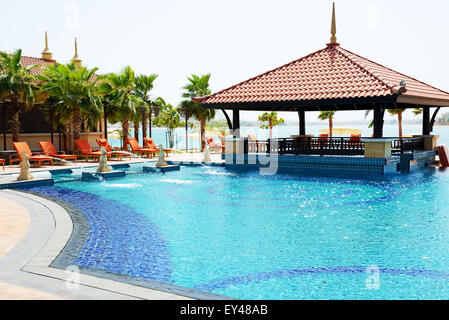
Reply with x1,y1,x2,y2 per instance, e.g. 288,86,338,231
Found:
200,119,206,151
141,107,148,139
72,106,82,141
103,104,108,140
398,112,403,138
10,104,20,142
62,124,69,154
148,102,152,138
329,116,333,138
269,124,273,140
122,117,129,150
133,120,139,142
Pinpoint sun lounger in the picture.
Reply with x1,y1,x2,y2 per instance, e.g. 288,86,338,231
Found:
75,139,107,162
39,141,77,164
205,136,222,153
11,142,53,167
143,137,173,156
96,138,130,160
127,137,157,157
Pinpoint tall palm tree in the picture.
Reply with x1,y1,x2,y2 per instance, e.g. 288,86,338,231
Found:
0,49,36,143
134,74,158,139
318,111,336,137
98,66,144,148
258,112,284,140
182,74,214,151
38,63,102,147
388,108,406,138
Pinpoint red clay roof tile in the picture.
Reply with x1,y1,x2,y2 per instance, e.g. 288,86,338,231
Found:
196,46,449,105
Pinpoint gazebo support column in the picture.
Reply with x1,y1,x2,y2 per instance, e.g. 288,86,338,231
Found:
221,109,233,131
373,107,385,138
422,106,430,136
232,109,240,137
298,110,306,135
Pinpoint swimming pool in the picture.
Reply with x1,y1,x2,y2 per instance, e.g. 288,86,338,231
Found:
27,165,449,299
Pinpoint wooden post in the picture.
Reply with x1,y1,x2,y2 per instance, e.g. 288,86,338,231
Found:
232,109,240,138
298,110,305,135
422,106,430,135
373,107,385,138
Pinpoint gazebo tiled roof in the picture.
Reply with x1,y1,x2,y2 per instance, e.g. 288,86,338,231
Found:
195,45,449,107
195,3,449,111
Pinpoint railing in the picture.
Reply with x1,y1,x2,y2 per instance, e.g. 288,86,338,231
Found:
248,140,269,153
268,137,365,156
245,136,426,156
390,136,425,154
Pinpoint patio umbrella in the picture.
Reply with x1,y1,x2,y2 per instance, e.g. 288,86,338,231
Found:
319,127,362,135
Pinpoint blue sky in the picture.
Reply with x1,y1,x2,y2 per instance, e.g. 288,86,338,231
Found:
1,0,448,122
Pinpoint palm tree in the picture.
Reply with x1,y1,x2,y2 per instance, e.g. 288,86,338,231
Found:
388,108,406,138
134,74,158,139
258,112,285,140
98,66,144,148
0,49,36,143
38,63,102,147
182,74,214,151
318,111,336,137
152,97,184,148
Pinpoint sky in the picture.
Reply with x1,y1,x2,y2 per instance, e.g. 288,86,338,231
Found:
1,0,449,123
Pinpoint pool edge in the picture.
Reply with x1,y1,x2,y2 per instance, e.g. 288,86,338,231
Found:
4,189,232,300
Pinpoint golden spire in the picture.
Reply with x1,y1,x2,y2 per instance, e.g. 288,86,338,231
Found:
73,38,79,59
327,2,339,47
41,31,53,60
72,38,82,68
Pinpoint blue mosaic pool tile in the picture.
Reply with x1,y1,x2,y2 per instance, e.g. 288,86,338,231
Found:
50,168,73,175
28,186,173,282
0,178,54,190
225,154,387,176
110,163,131,169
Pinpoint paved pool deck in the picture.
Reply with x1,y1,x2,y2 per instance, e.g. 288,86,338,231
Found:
0,151,223,300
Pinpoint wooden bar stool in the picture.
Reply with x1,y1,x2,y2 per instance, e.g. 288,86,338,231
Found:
0,159,5,171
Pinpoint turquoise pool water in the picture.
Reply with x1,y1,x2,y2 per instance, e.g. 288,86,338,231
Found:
31,165,449,299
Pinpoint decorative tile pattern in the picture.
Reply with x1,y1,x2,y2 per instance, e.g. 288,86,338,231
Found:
26,186,173,282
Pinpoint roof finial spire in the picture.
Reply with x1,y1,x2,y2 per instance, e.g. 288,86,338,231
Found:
72,37,82,68
327,2,340,47
74,38,79,59
41,31,53,60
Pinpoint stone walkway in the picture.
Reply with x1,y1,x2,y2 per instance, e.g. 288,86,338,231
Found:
0,197,60,299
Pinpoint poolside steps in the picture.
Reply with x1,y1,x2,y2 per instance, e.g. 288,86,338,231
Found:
81,171,126,181
143,165,180,173
0,178,54,190
437,146,449,167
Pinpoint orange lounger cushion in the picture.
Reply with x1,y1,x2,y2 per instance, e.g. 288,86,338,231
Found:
96,138,130,158
39,141,77,162
143,138,173,152
12,142,53,166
